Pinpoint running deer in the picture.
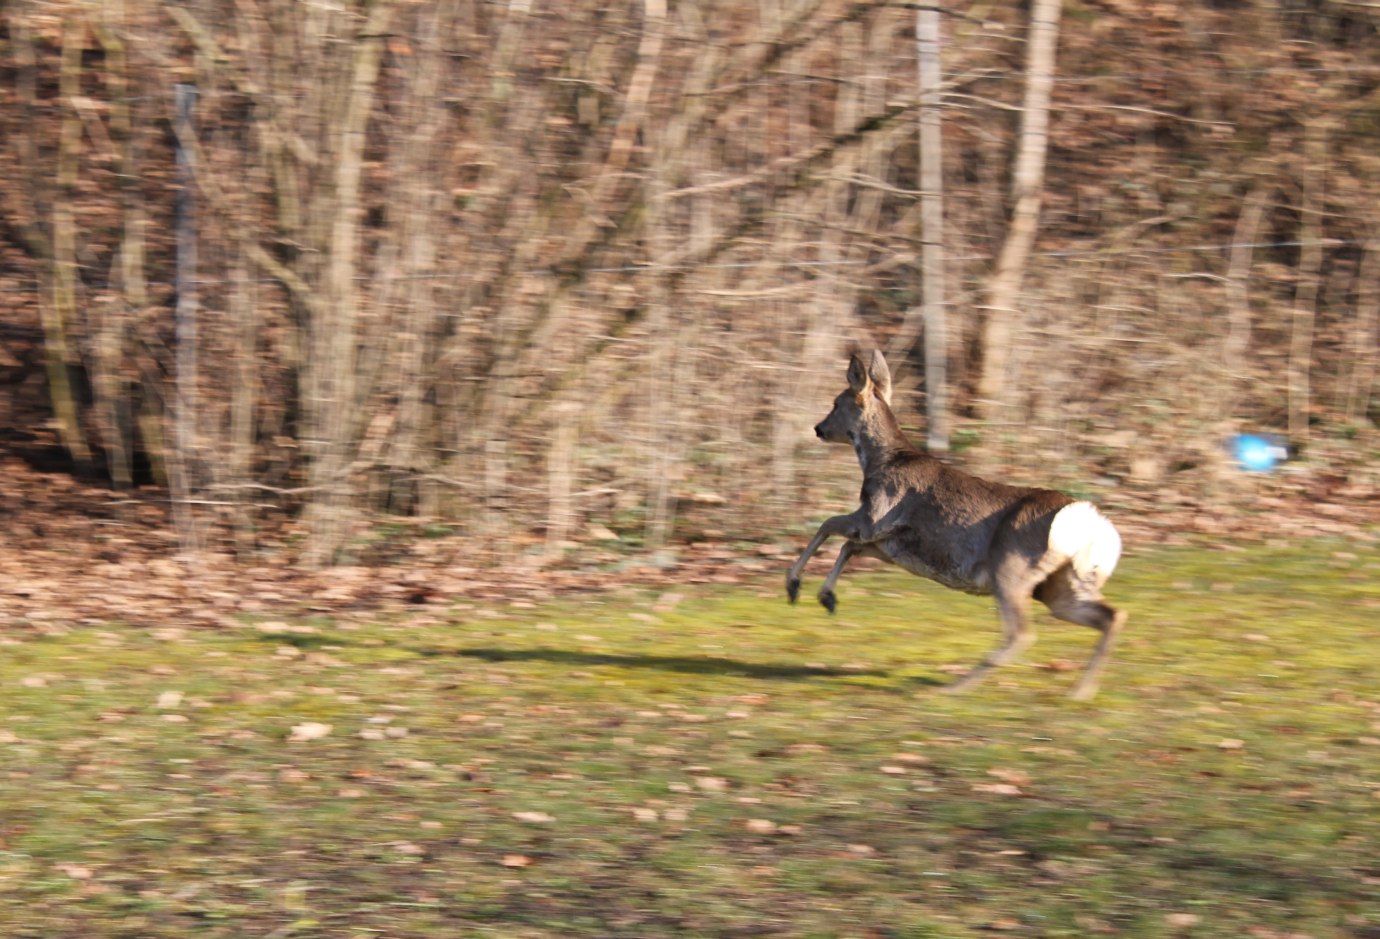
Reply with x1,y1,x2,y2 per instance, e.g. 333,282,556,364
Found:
786,350,1126,700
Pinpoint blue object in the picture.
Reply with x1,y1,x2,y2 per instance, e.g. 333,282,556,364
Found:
1232,434,1287,472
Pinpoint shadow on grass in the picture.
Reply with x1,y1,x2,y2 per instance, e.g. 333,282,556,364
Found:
251,632,946,686
433,646,894,682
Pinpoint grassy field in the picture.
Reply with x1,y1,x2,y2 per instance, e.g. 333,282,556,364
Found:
1,539,1377,938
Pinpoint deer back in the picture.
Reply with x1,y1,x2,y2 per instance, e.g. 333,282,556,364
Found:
861,452,1073,596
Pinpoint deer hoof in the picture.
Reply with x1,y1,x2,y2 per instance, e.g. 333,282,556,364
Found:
818,589,837,614
786,577,801,604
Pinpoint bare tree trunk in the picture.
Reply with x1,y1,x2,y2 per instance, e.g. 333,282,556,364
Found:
302,1,396,566
91,6,139,488
44,15,93,467
1223,182,1268,422
465,0,547,535
1289,120,1326,443
1344,225,1380,424
384,2,454,518
915,7,948,452
544,400,579,556
170,82,203,554
230,243,258,556
643,280,679,549
975,0,1061,420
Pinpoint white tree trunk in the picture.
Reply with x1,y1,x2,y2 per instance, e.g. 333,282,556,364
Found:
916,7,948,452
976,0,1061,418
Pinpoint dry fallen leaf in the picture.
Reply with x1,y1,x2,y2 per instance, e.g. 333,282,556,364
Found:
972,783,1024,797
512,811,556,824
744,818,777,834
501,854,533,868
288,722,333,742
988,767,1032,787
1217,738,1245,751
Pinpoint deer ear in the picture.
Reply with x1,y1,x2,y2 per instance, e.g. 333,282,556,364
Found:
846,353,870,394
866,350,892,404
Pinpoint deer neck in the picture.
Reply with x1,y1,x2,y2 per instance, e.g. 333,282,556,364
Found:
852,402,915,475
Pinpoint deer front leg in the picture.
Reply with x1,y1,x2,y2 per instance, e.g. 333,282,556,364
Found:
817,540,862,614
786,513,862,604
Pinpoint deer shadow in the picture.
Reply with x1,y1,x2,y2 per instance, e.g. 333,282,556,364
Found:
255,632,942,687
422,646,899,683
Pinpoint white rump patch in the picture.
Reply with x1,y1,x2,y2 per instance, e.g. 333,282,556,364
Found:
1049,501,1122,582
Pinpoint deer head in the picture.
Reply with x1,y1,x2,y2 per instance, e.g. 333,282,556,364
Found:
814,349,893,445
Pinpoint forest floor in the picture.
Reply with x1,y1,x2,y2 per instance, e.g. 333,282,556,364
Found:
1,453,1378,938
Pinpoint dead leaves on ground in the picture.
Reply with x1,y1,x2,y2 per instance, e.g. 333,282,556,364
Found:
4,452,1379,639
0,457,797,636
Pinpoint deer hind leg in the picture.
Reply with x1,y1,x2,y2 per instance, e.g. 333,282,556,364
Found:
944,582,1038,694
1037,565,1127,701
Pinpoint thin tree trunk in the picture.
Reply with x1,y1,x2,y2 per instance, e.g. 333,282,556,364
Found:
466,1,548,534
638,0,674,549
92,7,139,487
1223,182,1268,422
92,290,131,484
386,1,453,516
44,15,92,467
544,400,579,556
975,0,1061,419
302,0,396,565
170,82,203,554
1344,226,1379,424
1289,120,1326,443
230,243,258,556
916,7,948,452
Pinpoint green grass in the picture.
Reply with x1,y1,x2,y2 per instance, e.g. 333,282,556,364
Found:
1,540,1378,938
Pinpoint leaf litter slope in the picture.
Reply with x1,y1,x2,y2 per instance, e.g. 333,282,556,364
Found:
0,541,1377,938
